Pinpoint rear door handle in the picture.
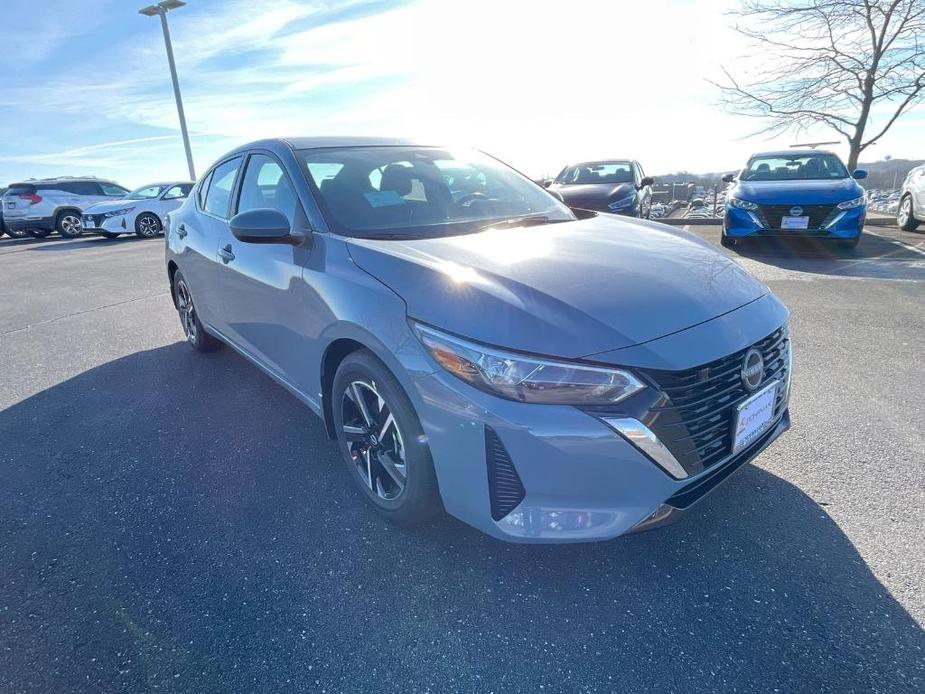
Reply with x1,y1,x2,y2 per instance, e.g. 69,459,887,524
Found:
218,245,235,264
176,223,187,239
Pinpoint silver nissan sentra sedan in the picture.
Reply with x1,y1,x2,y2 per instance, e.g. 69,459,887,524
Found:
165,137,791,543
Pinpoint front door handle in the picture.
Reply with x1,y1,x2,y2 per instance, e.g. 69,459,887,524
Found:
218,245,235,264
176,223,187,239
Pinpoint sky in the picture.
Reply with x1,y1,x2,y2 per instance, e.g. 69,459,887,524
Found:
1,0,923,188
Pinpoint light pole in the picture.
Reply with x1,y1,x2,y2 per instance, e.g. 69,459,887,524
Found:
139,0,196,180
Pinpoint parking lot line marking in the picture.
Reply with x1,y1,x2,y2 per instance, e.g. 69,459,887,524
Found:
865,230,925,257
1,292,169,337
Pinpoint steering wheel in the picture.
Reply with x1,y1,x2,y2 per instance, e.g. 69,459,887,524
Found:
456,191,490,207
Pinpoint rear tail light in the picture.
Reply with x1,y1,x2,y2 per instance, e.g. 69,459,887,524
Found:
23,193,42,205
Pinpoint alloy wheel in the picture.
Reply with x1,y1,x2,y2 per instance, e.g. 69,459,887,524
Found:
60,215,81,236
341,379,407,500
138,215,160,237
175,279,198,343
898,198,911,226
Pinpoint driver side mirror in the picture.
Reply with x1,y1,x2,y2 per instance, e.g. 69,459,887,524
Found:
547,189,565,202
639,176,655,188
721,173,736,183
541,179,553,188
230,208,303,245
852,169,868,180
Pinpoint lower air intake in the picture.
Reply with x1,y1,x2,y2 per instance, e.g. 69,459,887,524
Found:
485,427,525,521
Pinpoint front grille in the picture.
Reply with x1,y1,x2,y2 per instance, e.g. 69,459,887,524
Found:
485,427,525,521
640,327,790,475
757,204,835,229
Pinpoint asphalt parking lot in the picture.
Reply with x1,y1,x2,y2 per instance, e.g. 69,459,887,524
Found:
1,226,923,693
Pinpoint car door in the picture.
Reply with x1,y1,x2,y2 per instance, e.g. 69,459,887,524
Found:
180,157,243,333
215,151,314,383
913,166,925,217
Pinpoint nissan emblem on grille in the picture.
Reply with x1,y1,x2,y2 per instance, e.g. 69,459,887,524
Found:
740,348,764,391
789,206,803,217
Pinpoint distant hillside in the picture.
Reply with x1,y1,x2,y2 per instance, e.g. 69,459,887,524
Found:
656,158,923,191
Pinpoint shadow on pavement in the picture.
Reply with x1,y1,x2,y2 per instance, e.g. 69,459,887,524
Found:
727,233,925,280
1,344,922,693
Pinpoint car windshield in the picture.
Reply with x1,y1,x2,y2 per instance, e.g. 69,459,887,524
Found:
299,146,574,238
556,162,634,185
740,153,849,181
125,184,167,199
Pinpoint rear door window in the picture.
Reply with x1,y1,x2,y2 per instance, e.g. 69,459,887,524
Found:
203,157,242,219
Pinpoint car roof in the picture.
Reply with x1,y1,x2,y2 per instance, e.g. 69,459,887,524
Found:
749,150,838,158
133,181,195,188
223,137,440,158
566,159,634,166
8,177,122,186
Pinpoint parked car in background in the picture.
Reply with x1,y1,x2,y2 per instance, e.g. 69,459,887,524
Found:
897,164,924,231
82,181,193,239
546,160,654,217
722,150,867,249
2,177,129,238
165,137,791,543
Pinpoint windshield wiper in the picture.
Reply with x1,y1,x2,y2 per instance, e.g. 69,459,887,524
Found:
474,215,567,233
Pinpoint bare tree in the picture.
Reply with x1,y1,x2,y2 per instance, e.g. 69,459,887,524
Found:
715,0,925,169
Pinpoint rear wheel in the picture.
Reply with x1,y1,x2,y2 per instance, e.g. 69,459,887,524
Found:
897,195,920,231
173,271,221,352
332,350,441,525
135,213,162,238
55,211,83,238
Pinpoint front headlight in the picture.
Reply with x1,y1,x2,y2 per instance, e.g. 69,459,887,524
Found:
412,323,645,405
607,193,637,211
837,195,866,210
728,197,758,211
103,207,135,218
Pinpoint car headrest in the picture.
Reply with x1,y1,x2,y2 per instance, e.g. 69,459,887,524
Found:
380,164,413,197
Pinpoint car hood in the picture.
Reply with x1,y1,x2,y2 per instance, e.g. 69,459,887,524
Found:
83,198,146,213
550,183,635,207
346,215,769,359
733,177,863,204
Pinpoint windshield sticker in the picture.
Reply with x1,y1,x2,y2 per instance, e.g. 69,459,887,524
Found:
364,191,406,208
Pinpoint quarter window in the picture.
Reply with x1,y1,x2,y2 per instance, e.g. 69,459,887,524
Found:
197,171,213,209
203,157,242,218
237,154,299,224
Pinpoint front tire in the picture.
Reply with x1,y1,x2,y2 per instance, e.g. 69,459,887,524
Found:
173,271,221,353
332,350,441,525
135,213,162,238
55,211,83,238
897,195,920,231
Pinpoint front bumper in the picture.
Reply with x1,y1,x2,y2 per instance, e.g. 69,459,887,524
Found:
408,324,791,544
724,205,865,239
81,213,129,233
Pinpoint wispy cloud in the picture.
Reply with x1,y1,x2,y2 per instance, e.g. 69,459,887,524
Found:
0,0,922,187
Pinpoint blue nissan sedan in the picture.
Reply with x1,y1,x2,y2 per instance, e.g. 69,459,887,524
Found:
722,150,867,249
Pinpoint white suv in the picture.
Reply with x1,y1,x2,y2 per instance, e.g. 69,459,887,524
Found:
2,177,130,238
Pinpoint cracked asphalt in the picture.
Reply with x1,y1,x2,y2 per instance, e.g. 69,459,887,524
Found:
1,226,923,693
